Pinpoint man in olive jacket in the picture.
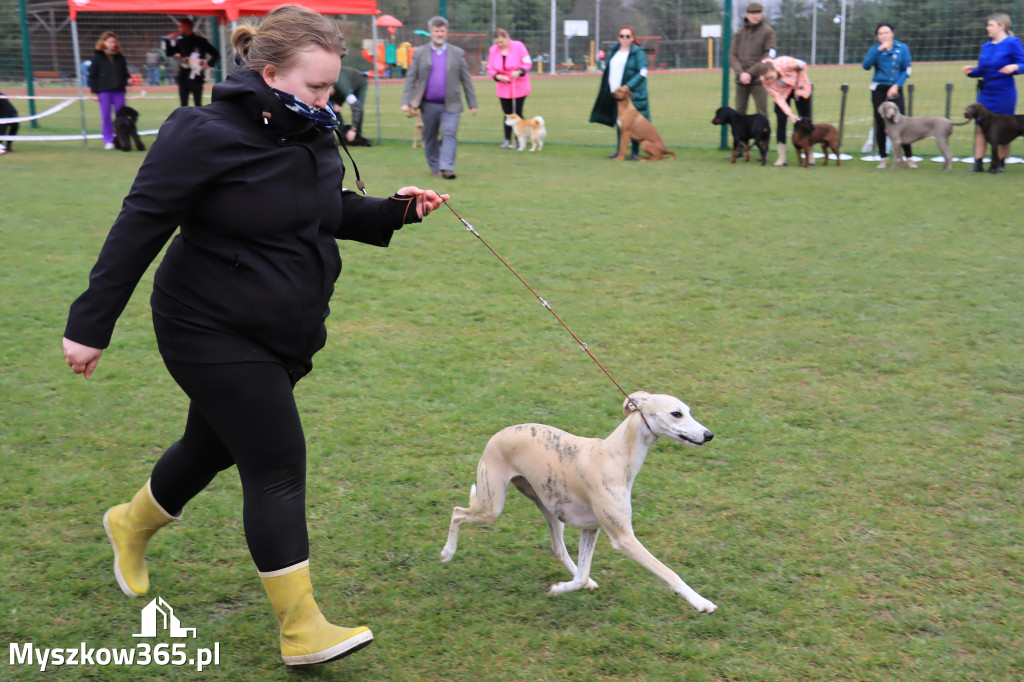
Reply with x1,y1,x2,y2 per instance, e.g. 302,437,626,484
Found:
729,2,776,116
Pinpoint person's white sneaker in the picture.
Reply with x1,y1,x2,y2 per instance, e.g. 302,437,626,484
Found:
104,142,115,150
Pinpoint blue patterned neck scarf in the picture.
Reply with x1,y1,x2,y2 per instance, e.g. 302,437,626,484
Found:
271,88,339,132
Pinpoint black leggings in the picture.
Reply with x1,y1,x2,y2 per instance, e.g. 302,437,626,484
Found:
871,86,912,158
499,96,527,141
775,95,813,144
150,360,308,572
177,71,204,107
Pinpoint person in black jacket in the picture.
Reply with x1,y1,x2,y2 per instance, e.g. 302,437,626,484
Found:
88,32,131,150
329,64,369,145
163,17,220,106
63,5,448,667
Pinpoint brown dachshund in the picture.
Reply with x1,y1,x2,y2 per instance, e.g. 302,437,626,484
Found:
791,119,841,167
612,86,675,161
963,102,1024,173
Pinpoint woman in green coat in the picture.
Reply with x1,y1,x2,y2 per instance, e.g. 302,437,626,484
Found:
590,26,650,159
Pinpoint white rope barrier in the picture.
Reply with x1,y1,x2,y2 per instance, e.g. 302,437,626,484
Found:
0,98,76,124
0,129,159,142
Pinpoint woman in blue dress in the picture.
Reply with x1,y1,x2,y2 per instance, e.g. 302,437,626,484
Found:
962,13,1024,171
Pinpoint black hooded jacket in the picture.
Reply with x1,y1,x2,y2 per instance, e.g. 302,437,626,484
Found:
65,68,419,376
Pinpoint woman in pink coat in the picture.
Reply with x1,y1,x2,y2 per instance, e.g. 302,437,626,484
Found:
486,28,533,148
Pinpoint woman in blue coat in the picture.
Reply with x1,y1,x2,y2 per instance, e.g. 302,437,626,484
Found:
589,26,649,160
862,23,914,168
962,12,1024,171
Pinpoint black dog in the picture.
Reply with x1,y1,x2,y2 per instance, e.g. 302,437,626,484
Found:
963,102,1024,173
712,106,771,165
113,105,145,152
0,91,20,152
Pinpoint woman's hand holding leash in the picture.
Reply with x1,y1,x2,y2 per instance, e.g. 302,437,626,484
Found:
396,187,449,219
63,337,102,379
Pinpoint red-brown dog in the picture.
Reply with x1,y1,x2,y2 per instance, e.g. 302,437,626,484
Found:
791,118,841,167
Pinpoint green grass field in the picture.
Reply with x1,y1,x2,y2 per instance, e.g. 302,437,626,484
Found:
9,60,985,156
2,137,1022,680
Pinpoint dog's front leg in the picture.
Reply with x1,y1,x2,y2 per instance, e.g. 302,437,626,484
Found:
889,137,903,168
606,529,717,613
547,527,600,595
613,120,630,160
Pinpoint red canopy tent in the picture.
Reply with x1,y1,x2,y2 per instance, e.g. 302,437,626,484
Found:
67,0,379,22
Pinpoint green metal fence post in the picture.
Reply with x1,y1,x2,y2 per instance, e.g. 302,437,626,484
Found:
17,0,37,125
720,0,732,151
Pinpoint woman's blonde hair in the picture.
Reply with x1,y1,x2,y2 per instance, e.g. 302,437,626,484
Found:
232,5,346,73
988,13,1014,36
94,31,120,53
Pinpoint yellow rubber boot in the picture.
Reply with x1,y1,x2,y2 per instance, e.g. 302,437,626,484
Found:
102,479,180,597
260,561,373,666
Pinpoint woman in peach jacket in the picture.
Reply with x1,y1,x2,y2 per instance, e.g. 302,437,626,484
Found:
750,56,813,166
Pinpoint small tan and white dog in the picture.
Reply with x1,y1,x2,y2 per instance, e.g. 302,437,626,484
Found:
407,106,423,148
505,113,546,152
440,391,717,613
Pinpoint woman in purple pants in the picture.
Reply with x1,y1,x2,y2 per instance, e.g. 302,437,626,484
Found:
88,32,131,150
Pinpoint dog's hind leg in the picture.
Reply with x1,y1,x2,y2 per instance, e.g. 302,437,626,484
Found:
547,528,600,595
511,477,599,591
440,452,514,562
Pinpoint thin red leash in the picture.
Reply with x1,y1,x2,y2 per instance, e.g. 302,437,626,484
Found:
441,199,653,433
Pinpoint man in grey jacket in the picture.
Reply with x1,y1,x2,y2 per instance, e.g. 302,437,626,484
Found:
729,2,776,116
401,16,478,179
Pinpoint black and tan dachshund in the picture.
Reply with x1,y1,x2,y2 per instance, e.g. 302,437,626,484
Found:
712,106,771,165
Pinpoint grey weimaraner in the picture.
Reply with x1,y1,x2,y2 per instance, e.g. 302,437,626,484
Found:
877,101,971,171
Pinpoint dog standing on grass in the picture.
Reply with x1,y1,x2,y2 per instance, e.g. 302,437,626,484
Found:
711,106,771,165
612,86,675,161
0,91,20,153
963,102,1024,173
440,391,718,613
407,106,423,148
791,118,841,167
878,101,969,171
113,105,145,152
504,113,546,151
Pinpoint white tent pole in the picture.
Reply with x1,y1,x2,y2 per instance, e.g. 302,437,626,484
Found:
70,17,88,148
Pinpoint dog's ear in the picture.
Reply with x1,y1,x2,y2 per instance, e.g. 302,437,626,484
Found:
623,391,652,416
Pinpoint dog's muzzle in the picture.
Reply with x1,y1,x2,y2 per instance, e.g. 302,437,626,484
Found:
680,430,713,446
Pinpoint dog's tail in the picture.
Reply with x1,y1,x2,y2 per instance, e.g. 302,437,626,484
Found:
469,484,477,507
950,119,972,126
534,116,545,127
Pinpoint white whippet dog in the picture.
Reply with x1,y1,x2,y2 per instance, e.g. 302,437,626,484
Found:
441,391,717,613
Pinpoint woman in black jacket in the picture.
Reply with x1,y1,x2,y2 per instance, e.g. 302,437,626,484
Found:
63,5,447,666
88,31,131,150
